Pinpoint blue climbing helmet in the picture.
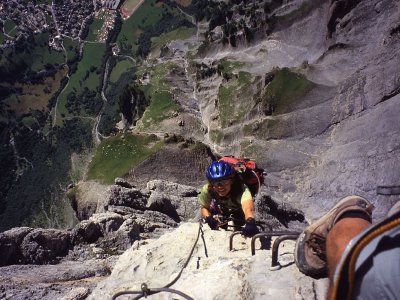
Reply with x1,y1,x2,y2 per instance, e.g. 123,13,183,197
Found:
205,161,235,181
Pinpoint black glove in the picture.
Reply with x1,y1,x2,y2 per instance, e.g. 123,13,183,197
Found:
205,216,219,230
242,218,259,237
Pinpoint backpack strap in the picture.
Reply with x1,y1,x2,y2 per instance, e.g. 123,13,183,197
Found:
330,210,400,300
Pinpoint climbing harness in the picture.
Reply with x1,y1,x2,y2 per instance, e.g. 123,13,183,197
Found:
112,221,208,300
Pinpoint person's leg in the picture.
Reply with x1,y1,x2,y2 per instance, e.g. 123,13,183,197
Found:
294,195,374,278
328,201,400,300
326,217,370,278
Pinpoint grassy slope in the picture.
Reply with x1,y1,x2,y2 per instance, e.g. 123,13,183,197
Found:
1,33,66,116
86,17,105,42
55,42,107,122
150,26,195,55
262,67,314,115
87,133,163,184
30,33,65,72
218,69,254,128
109,59,135,82
137,62,180,130
4,67,68,116
117,0,163,54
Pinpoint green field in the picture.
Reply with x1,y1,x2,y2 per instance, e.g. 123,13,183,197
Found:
68,42,105,90
87,133,163,184
219,60,245,74
140,90,178,128
0,31,5,44
4,20,17,36
4,67,67,116
30,33,65,72
21,115,40,128
86,17,105,42
63,37,79,63
218,71,254,128
150,26,195,54
109,59,135,82
144,62,174,91
1,33,64,72
117,0,164,54
137,62,180,129
56,42,107,121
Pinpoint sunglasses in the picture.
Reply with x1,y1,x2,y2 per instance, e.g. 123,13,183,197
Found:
210,179,232,187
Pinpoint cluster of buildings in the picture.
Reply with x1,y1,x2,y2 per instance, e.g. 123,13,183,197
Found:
0,0,125,50
102,0,122,10
0,1,49,48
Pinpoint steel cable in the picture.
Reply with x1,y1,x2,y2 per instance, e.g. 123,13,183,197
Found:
112,221,204,300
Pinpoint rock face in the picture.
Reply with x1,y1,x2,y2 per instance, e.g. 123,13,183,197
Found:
0,259,115,300
2,0,400,299
89,222,328,300
127,142,215,189
1,179,198,267
0,179,307,299
151,0,400,223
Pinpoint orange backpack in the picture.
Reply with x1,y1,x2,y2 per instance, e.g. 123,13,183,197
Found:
219,156,266,196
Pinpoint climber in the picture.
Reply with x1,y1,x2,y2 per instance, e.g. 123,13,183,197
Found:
294,195,400,299
198,160,259,237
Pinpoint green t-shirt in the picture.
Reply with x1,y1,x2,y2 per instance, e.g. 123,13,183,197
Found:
198,183,253,212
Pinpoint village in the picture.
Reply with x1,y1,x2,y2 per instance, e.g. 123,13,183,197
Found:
0,0,127,50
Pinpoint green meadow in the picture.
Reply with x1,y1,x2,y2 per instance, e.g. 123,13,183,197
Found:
86,17,105,42
263,67,314,114
109,59,135,83
117,0,163,54
137,62,180,129
87,133,163,184
56,42,107,122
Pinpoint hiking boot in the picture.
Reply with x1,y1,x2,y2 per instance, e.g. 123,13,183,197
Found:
294,195,374,278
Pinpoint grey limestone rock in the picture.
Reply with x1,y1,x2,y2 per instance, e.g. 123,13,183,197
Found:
0,227,33,266
107,185,149,209
146,192,181,222
89,212,125,234
146,179,199,197
146,180,200,220
114,177,134,189
72,220,103,244
20,229,72,264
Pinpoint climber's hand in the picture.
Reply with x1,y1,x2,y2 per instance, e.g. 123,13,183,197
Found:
205,216,219,230
242,218,259,237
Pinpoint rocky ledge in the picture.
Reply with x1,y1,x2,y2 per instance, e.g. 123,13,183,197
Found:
0,178,306,299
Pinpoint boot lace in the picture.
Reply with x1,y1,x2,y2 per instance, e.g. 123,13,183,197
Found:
306,233,326,261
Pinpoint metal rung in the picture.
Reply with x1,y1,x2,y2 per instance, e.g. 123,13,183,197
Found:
270,234,299,270
250,231,301,256
228,230,301,254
